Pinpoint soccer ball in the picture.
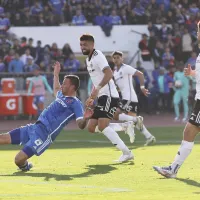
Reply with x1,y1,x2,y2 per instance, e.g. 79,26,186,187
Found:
175,80,182,88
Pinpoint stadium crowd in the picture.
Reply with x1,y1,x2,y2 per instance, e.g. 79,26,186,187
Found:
0,0,199,26
0,0,200,118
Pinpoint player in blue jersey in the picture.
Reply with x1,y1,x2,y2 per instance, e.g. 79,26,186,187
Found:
0,61,89,171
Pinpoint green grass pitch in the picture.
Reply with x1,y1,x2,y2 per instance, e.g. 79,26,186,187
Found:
1,126,200,200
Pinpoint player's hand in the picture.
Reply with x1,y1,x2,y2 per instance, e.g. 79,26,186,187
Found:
84,106,94,119
141,88,150,97
85,97,94,107
184,64,192,76
53,61,61,75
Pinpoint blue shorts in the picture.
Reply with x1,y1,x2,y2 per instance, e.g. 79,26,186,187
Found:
34,95,45,105
9,122,52,156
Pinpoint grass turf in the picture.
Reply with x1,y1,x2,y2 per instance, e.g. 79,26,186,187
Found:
0,126,200,200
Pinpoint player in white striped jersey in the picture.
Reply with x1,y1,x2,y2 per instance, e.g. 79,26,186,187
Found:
80,34,133,162
111,51,156,146
153,24,200,178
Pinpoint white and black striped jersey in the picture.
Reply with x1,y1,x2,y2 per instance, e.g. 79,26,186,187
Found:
113,64,138,102
86,49,119,98
195,53,200,100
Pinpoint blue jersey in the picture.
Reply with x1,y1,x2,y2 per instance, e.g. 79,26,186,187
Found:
38,91,83,141
0,17,10,35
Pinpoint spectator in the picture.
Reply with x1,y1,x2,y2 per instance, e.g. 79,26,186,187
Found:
20,48,34,65
43,5,53,24
35,40,44,65
30,1,43,16
120,9,128,25
50,43,62,59
186,52,197,69
166,11,174,24
12,13,24,26
128,10,140,25
157,67,174,112
148,31,157,57
72,9,87,25
24,57,38,72
165,34,175,52
85,4,97,23
28,65,53,116
0,7,10,37
109,10,121,25
182,28,193,63
133,2,145,24
48,0,66,23
189,3,199,15
0,57,6,72
27,38,36,57
4,49,15,66
175,9,185,25
8,53,24,73
62,43,73,59
147,21,159,36
138,33,151,61
63,53,80,72
94,11,106,26
159,22,171,42
162,47,175,69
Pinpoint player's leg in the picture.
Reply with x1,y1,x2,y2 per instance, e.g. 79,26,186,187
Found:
128,111,156,146
173,91,181,121
87,119,98,133
14,147,34,171
182,94,189,122
98,117,133,162
10,127,34,171
153,100,200,178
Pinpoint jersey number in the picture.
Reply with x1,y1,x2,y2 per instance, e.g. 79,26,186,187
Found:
34,139,43,146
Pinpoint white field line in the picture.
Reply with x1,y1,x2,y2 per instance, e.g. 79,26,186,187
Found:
55,139,183,144
0,180,133,196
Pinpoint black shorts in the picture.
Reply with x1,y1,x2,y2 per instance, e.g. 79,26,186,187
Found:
91,95,119,120
118,99,138,114
189,99,200,126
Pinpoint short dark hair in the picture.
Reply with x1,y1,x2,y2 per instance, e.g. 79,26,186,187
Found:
112,51,123,57
80,34,94,42
64,75,80,91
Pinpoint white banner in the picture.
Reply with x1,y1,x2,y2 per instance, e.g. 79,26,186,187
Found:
10,25,150,53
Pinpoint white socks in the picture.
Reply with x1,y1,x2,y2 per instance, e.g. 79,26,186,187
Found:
102,126,130,154
95,123,128,132
135,124,152,139
119,113,137,122
171,140,194,173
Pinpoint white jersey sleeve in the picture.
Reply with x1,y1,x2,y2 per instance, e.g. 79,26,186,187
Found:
123,65,137,75
95,50,109,71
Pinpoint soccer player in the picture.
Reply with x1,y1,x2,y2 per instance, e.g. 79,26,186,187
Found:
111,51,156,146
80,34,133,162
0,61,89,171
153,27,200,178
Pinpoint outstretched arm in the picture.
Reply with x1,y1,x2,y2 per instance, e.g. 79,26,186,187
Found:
53,61,61,97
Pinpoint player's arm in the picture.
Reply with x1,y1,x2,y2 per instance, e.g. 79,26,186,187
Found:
125,66,149,96
53,61,61,97
73,101,91,129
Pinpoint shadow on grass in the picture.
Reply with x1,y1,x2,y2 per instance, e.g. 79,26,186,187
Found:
0,162,134,181
176,178,200,188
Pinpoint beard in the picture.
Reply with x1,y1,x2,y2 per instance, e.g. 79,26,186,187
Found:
82,50,90,55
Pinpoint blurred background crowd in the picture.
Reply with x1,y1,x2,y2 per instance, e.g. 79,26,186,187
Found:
0,0,200,119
